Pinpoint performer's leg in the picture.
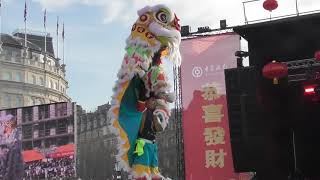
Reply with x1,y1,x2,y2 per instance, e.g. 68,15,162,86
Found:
132,142,152,179
150,144,163,180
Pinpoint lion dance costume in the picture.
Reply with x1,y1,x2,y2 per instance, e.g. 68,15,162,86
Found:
109,4,181,180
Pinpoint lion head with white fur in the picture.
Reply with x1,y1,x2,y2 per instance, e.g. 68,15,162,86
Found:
127,4,181,66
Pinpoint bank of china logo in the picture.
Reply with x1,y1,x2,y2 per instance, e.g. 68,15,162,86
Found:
192,66,203,78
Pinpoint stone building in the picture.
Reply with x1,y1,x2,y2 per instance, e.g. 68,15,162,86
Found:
77,103,119,180
0,31,71,109
157,110,179,179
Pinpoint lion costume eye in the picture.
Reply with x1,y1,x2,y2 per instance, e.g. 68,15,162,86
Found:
155,11,168,24
139,14,149,23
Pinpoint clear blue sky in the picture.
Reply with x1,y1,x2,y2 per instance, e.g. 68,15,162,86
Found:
2,0,318,110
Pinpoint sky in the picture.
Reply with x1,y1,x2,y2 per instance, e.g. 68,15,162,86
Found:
1,0,319,111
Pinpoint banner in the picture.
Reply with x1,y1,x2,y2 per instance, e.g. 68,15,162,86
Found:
181,33,249,180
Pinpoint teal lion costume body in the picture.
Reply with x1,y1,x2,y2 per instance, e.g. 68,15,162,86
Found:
109,4,181,180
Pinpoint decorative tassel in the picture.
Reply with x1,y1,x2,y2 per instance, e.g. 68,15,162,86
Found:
273,78,278,85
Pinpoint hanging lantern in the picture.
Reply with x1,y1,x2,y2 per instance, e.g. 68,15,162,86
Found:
314,50,320,61
262,60,288,85
263,0,278,11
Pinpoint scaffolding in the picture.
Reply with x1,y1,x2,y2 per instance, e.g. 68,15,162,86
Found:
173,65,185,180
284,58,320,83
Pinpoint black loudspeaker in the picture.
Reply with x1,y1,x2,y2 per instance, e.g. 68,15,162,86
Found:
181,25,191,37
225,67,294,179
225,66,260,172
220,19,227,29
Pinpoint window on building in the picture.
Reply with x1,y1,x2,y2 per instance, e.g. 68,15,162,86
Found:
22,107,33,122
30,60,35,65
39,105,50,119
87,121,92,131
51,60,56,67
4,49,12,61
93,119,97,129
5,109,17,123
38,98,44,104
32,75,36,84
166,159,170,168
35,98,41,105
31,97,36,105
3,72,12,81
100,114,107,126
57,121,67,135
38,55,43,63
16,96,22,107
50,80,53,88
15,72,22,82
4,95,11,107
55,103,67,117
22,125,32,140
13,51,21,63
39,77,44,86
55,82,58,90
6,109,17,116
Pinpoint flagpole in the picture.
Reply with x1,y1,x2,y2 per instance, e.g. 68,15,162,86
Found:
24,20,26,47
0,0,2,50
56,16,59,59
62,22,64,64
44,9,47,54
62,32,64,64
24,0,27,48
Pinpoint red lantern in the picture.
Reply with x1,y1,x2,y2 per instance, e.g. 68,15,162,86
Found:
262,60,288,84
315,50,320,61
263,0,278,11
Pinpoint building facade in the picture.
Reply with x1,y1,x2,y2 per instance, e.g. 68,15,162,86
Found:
76,103,119,180
0,31,71,109
0,102,75,151
157,110,179,180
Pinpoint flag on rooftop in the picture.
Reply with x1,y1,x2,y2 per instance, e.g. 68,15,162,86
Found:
44,9,46,29
62,23,65,40
24,0,27,22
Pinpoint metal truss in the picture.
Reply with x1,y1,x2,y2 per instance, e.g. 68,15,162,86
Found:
173,65,185,180
284,58,320,70
182,28,234,40
283,58,320,82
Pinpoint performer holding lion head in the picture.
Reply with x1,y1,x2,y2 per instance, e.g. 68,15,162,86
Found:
109,4,181,180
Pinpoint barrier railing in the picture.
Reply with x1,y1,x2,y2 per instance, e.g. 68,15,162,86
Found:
242,0,320,24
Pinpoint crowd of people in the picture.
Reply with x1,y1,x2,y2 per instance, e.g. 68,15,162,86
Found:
23,156,75,180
